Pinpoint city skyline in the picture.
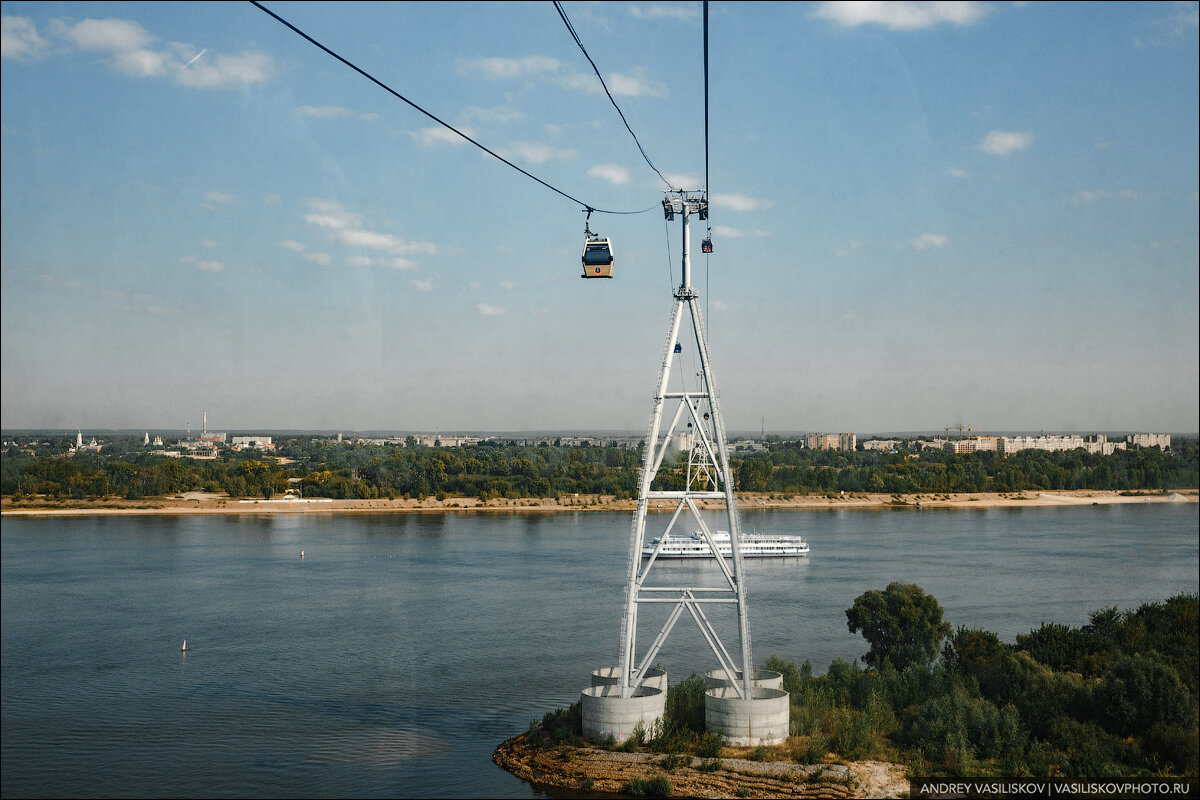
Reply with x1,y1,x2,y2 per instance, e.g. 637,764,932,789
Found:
3,2,1197,433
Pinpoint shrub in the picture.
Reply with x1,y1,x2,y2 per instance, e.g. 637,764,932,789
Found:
625,774,672,797
665,673,707,733
696,730,725,758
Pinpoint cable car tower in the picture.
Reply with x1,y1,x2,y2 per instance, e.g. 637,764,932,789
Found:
612,189,755,701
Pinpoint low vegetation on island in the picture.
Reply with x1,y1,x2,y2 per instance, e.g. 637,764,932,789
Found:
504,586,1198,796
3,434,1196,502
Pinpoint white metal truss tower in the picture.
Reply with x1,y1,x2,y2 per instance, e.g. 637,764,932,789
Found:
615,190,755,701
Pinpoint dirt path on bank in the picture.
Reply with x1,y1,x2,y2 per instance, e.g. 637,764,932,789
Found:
3,490,1194,517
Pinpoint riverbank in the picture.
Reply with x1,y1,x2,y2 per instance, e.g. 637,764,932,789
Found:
492,731,908,798
2,489,1194,517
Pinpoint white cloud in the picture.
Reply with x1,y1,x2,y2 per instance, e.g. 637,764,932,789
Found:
338,229,433,255
50,17,153,51
458,55,561,80
204,191,235,206
199,238,219,248
947,167,970,178
551,68,666,97
477,302,504,315
279,240,307,252
811,1,991,30
503,141,575,164
711,225,770,238
459,54,665,97
605,70,667,97
301,252,332,265
264,194,282,205
408,126,471,148
295,105,380,121
663,172,702,188
500,280,515,290
175,51,273,88
412,278,434,292
835,241,863,258
111,47,168,77
710,192,770,212
977,130,1033,155
629,5,701,21
2,17,51,60
588,163,631,185
349,255,417,270
303,199,437,259
47,18,273,89
181,256,224,272
912,233,948,250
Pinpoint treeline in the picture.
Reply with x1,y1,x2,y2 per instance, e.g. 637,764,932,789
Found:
723,441,1198,494
1,439,640,500
767,586,1198,777
2,436,1195,501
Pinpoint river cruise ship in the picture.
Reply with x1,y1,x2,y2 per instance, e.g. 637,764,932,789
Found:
643,531,810,559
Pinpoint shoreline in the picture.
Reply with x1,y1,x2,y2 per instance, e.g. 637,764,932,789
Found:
492,731,908,798
2,489,1194,517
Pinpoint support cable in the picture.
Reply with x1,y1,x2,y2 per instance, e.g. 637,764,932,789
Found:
703,1,712,335
250,1,653,215
554,1,676,192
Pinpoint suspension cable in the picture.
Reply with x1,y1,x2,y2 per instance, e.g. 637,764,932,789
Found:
250,1,654,215
553,1,676,192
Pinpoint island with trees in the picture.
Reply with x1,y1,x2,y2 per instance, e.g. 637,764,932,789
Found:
495,587,1199,797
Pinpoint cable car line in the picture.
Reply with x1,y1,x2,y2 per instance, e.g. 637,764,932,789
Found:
552,1,676,193
249,1,653,216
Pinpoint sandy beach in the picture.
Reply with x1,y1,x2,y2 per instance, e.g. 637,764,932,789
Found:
2,489,1194,517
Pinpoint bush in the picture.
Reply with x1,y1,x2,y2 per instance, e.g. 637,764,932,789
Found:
625,774,672,797
696,730,725,758
1093,653,1195,738
665,673,707,733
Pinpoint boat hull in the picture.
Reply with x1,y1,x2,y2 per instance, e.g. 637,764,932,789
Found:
642,532,809,559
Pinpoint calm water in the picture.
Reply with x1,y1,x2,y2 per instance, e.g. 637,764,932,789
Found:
2,504,1197,798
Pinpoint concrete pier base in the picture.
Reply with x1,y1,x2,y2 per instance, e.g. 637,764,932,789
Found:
703,668,783,691
704,686,790,746
581,685,665,745
590,666,668,693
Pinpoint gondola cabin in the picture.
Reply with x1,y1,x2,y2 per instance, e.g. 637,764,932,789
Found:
581,237,614,278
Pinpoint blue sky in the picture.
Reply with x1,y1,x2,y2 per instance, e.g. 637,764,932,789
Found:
2,1,1197,434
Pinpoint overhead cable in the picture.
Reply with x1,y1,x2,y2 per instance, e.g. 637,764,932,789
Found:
250,1,653,215
553,1,676,192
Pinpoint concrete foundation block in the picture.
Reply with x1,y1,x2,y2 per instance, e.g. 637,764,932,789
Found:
703,668,783,691
704,686,790,746
581,685,665,745
590,666,668,693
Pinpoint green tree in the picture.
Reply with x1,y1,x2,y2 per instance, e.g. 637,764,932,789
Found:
846,583,952,671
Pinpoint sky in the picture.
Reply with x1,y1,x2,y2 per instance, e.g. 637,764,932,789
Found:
2,1,1197,434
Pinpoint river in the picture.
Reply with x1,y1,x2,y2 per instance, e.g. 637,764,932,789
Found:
2,504,1196,798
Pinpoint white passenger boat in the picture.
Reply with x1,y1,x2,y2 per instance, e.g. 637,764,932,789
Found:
643,531,809,559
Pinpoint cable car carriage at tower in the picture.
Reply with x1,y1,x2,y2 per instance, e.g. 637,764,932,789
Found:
580,209,614,278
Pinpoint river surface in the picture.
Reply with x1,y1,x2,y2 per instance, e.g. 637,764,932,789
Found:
2,504,1197,798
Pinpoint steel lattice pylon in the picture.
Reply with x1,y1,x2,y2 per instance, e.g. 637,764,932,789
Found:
614,191,755,700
